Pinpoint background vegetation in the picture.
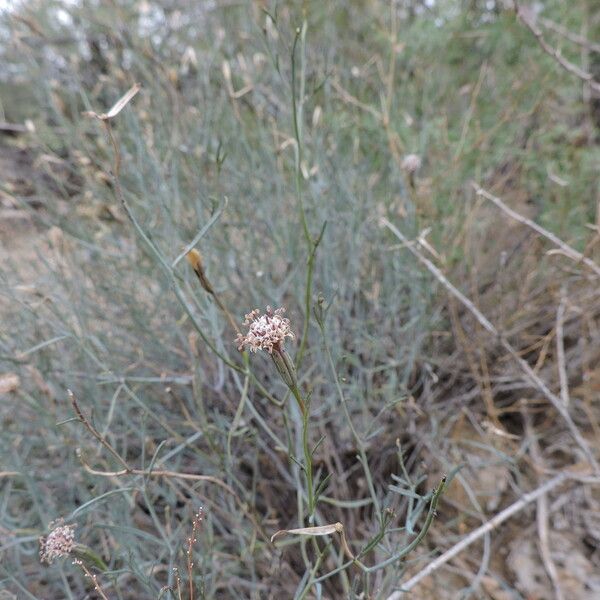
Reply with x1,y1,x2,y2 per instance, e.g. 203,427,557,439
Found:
1,0,599,598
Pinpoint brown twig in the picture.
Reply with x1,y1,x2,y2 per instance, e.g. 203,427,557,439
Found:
187,508,203,600
381,220,599,472
473,184,600,278
68,389,131,471
78,461,268,543
73,559,110,600
555,290,570,408
524,413,565,600
516,4,600,93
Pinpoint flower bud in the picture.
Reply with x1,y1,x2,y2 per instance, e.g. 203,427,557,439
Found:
271,345,298,389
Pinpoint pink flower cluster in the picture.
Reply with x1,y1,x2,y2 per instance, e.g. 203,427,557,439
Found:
236,306,294,354
39,523,76,564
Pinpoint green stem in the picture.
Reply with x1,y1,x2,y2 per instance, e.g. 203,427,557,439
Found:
290,385,315,518
291,22,315,371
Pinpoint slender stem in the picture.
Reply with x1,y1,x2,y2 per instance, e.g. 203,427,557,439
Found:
291,22,317,370
297,542,331,600
289,384,306,414
302,407,314,518
290,385,314,517
68,389,131,471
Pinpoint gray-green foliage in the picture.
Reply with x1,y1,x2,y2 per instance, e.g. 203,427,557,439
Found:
1,0,598,597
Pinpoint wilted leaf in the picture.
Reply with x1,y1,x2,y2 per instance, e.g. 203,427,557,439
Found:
271,522,354,559
271,522,344,543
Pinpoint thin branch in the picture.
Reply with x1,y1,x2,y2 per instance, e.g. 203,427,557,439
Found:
516,5,600,93
526,416,564,600
330,79,383,121
555,290,570,407
79,461,268,543
68,389,131,471
73,559,110,600
537,492,564,599
388,473,570,597
473,184,600,278
381,220,599,472
540,17,600,54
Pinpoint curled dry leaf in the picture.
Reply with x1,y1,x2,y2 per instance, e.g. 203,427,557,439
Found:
270,522,344,543
83,83,141,121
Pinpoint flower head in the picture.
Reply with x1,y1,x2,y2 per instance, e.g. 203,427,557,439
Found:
39,522,76,564
236,306,294,354
401,153,422,173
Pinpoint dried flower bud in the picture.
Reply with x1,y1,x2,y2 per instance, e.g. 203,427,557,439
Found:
186,249,214,294
39,523,76,564
313,293,326,327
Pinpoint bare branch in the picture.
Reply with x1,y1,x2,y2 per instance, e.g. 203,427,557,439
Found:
540,17,600,54
473,183,600,278
516,5,600,93
68,389,131,471
79,461,269,543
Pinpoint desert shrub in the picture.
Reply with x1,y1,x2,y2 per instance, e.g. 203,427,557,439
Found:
1,1,599,598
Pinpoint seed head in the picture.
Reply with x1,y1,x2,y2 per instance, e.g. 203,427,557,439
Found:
236,306,294,354
401,153,422,173
39,523,76,564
